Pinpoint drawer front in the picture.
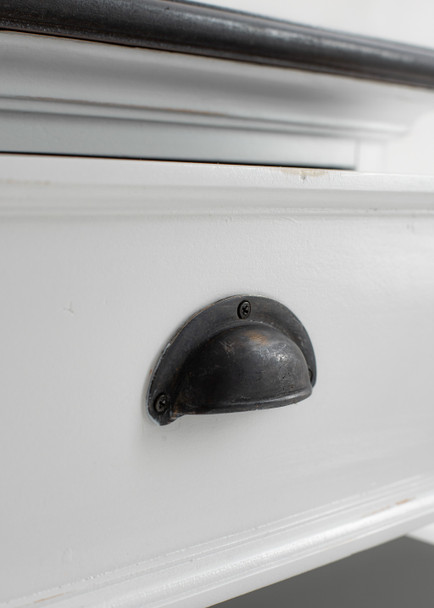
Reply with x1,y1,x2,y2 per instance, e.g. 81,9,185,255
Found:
1,157,434,608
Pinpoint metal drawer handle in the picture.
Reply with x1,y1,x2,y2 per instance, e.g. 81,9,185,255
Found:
147,295,316,425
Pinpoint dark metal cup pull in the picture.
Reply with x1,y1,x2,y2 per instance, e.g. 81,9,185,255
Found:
147,295,316,425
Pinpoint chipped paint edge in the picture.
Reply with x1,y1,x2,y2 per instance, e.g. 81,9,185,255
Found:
1,157,434,218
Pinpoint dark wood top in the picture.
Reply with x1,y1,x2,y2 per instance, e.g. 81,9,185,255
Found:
2,0,434,88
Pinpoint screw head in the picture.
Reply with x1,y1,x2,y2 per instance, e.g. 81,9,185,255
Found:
237,300,251,319
154,393,169,414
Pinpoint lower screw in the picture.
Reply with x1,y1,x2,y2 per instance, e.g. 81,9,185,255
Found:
155,393,169,414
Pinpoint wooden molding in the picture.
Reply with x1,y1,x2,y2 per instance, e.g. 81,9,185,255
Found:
1,157,434,217
2,32,434,168
7,475,434,608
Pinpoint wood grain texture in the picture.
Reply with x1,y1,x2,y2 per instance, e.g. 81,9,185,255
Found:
1,0,434,88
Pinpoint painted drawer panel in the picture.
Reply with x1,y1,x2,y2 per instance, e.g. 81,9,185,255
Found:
1,157,434,608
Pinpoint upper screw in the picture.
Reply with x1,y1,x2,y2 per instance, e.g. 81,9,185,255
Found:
155,393,169,414
237,300,251,319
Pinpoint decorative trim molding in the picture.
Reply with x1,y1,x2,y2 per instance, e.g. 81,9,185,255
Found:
1,157,434,217
6,475,434,608
1,0,434,89
1,32,434,167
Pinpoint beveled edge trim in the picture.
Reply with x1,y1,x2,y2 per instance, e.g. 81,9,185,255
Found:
5,475,434,608
1,158,434,217
1,0,434,89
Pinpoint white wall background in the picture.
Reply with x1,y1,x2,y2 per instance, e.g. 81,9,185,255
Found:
384,109,434,175
187,0,434,49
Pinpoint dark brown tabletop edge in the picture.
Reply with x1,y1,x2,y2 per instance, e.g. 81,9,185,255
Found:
2,0,434,89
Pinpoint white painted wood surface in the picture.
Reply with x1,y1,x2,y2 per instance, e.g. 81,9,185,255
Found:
2,32,434,170
1,156,434,607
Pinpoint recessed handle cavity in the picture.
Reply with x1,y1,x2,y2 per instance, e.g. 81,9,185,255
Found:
147,295,316,425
